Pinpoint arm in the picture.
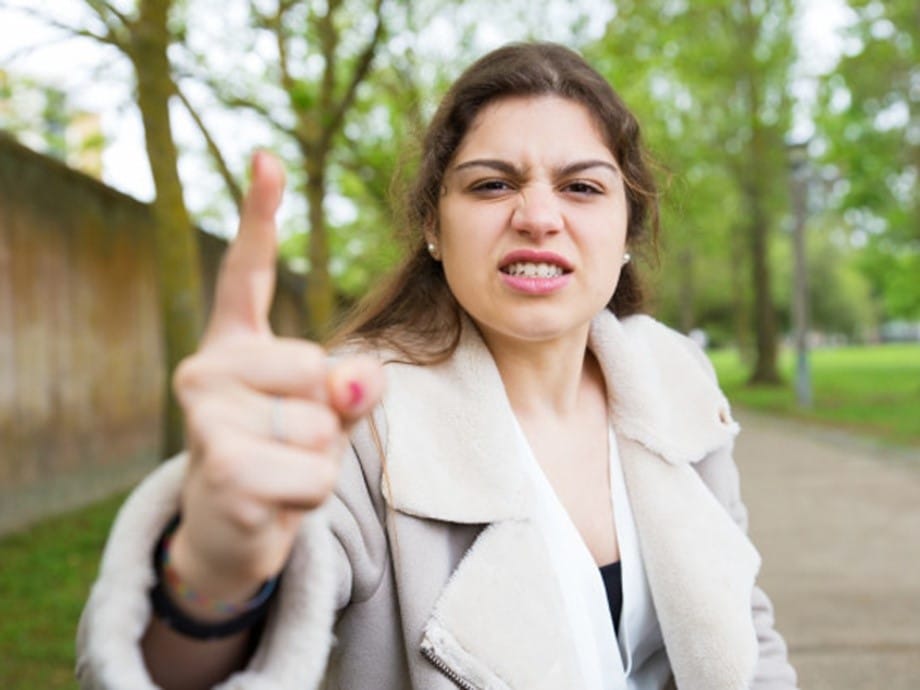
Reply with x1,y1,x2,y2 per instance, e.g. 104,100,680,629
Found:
695,444,799,690
77,152,385,689
75,456,342,689
678,335,798,689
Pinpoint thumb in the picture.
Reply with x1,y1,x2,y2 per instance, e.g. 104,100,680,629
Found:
206,151,286,342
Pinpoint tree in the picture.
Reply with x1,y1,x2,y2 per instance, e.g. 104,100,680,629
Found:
591,0,796,382
0,72,105,172
182,0,594,331
9,0,206,454
815,0,920,320
188,0,388,336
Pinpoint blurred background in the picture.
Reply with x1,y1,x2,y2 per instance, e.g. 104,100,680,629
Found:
0,0,917,688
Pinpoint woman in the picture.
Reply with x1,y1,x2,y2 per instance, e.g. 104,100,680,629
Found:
77,43,797,689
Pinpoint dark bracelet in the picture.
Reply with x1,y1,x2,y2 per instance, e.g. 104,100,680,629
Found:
149,516,279,640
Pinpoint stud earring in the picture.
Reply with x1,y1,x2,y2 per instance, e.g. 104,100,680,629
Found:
427,242,439,259
622,252,631,266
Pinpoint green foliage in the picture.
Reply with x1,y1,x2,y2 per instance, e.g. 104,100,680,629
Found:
814,0,920,318
768,223,878,338
15,0,912,337
588,0,796,362
710,343,920,447
0,493,125,689
0,73,99,166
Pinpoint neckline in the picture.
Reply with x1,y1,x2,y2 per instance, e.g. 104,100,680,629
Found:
599,560,622,573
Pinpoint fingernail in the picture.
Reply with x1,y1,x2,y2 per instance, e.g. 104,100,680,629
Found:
347,381,364,408
252,150,264,176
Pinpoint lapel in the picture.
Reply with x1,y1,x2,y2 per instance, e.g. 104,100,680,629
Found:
378,312,760,690
590,314,761,690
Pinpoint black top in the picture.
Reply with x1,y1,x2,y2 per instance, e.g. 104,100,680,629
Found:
599,560,623,634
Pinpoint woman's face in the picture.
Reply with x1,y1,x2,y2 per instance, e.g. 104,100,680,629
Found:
434,95,629,351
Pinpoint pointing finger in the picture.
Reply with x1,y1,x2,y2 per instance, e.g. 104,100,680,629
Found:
206,150,286,343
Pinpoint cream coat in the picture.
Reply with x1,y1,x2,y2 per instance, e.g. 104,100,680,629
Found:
77,312,798,689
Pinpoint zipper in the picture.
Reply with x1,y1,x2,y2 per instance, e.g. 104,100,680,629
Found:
421,641,479,690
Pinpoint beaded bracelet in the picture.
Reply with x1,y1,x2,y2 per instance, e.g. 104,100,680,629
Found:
149,516,279,640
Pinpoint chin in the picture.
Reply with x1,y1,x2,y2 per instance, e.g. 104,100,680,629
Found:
482,314,593,346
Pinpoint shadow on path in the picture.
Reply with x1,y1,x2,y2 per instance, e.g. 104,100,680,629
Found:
735,410,920,690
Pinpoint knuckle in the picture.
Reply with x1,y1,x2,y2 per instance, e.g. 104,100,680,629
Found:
307,456,340,503
226,500,273,535
172,354,211,397
197,436,241,490
308,408,341,446
299,340,327,363
288,341,327,378
181,397,225,443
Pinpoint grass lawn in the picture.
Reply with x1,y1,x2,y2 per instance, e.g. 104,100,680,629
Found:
0,492,125,689
709,343,920,448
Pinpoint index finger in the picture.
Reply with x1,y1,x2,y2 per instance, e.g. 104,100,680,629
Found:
206,150,286,343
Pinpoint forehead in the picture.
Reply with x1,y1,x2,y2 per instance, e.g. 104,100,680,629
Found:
454,95,614,165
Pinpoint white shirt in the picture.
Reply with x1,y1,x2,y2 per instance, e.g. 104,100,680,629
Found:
513,421,671,690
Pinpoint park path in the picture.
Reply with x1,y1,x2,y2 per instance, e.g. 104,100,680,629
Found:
733,411,920,690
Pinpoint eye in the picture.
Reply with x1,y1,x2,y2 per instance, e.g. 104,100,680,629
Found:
563,180,604,196
469,179,514,195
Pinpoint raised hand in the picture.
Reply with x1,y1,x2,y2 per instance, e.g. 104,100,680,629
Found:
167,151,384,607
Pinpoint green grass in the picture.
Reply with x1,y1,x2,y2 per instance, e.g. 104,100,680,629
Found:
710,343,920,448
0,493,125,689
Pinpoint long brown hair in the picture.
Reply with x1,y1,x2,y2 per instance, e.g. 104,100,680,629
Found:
329,42,659,362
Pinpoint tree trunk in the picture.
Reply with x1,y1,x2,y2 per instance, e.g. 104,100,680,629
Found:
132,0,203,456
677,246,695,333
738,9,780,385
304,153,333,337
729,222,751,363
746,178,780,384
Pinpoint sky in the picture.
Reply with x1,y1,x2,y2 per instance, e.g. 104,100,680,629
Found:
0,0,853,232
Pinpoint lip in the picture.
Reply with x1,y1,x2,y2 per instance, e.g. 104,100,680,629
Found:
498,249,574,295
498,249,574,272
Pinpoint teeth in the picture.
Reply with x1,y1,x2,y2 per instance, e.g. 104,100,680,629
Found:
504,262,565,278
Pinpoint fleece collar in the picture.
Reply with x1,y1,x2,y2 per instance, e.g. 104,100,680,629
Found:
380,310,738,524
379,311,759,690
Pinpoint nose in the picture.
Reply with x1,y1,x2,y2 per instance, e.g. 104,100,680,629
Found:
510,184,562,238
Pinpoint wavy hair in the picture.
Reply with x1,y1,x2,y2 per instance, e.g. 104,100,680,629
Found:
330,42,659,362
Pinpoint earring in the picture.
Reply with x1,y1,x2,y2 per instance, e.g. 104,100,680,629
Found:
622,252,631,266
427,242,439,259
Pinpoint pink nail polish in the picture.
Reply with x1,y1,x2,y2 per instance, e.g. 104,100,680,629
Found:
347,381,364,408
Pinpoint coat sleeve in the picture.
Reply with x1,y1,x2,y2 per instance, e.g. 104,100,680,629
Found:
75,415,391,689
694,446,799,689
680,337,799,690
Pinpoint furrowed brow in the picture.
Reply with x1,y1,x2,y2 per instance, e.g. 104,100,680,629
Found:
451,159,521,176
555,160,620,178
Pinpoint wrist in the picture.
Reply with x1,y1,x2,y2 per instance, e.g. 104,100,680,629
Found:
150,516,279,640
168,521,267,619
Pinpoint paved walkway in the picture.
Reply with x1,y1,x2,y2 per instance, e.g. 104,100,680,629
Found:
734,411,920,690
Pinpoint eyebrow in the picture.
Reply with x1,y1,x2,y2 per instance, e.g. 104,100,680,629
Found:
451,158,620,178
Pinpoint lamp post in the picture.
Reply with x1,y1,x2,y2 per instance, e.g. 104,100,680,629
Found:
787,139,812,409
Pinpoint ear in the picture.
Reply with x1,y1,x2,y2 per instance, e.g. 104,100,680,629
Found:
423,214,439,243
423,219,441,260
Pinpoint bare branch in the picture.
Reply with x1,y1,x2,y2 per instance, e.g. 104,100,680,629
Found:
223,94,303,145
1,34,97,65
0,4,119,48
270,2,296,96
317,0,341,116
175,85,243,211
324,0,386,145
84,0,133,31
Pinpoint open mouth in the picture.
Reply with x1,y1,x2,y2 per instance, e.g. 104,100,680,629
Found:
501,261,569,279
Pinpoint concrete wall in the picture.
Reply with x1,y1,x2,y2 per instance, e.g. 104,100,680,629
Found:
0,134,305,533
